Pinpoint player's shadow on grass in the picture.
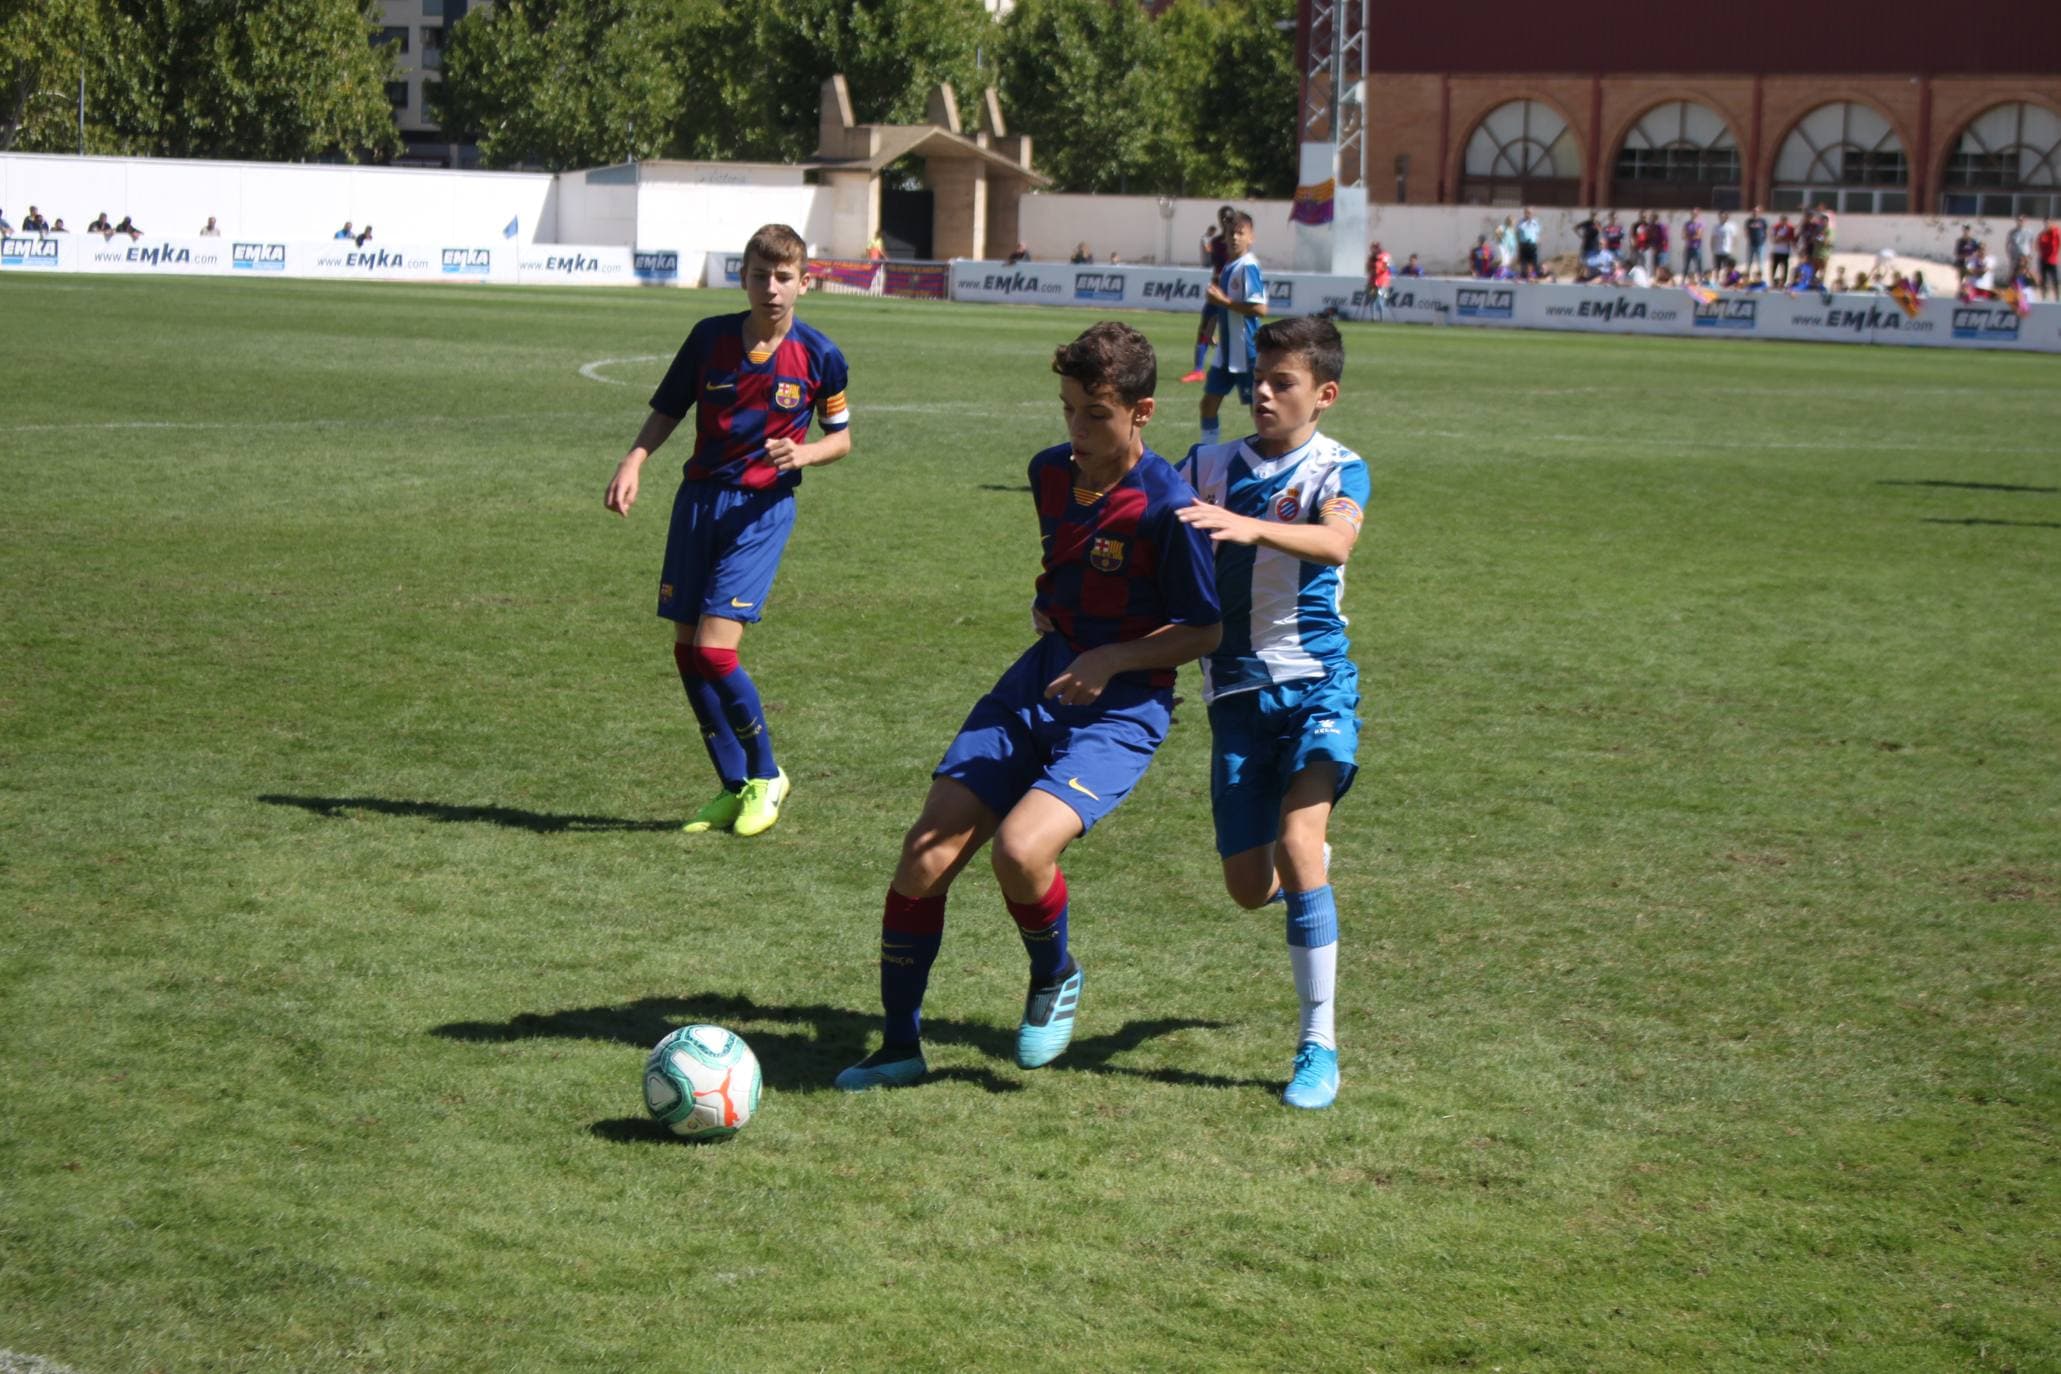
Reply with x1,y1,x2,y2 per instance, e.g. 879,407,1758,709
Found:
1920,517,2061,530
432,991,1260,1129
258,793,678,834
1877,479,2059,494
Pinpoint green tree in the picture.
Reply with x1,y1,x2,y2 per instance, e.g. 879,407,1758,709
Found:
1152,0,1298,198
1,0,105,152
437,0,704,169
440,0,993,171
992,0,1170,194
3,0,399,161
680,0,991,163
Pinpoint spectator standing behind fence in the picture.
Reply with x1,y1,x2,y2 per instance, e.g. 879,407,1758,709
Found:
1603,211,1625,263
2006,215,2034,281
355,225,374,247
199,216,220,237
1770,214,1796,286
1681,209,1705,278
1649,215,1670,275
1744,206,1768,276
1516,207,1541,279
1713,212,1738,280
1364,241,1391,320
2038,219,2060,301
1495,218,1516,274
85,211,111,238
866,232,885,261
1399,253,1424,277
1630,212,1649,268
20,205,48,233
114,215,141,240
0,208,12,235
335,222,354,240
1953,225,1979,284
1070,242,1093,264
49,218,67,233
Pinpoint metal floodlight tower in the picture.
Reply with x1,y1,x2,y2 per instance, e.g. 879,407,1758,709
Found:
1295,0,1370,274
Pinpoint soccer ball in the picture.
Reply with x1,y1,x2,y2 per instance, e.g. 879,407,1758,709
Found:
642,1025,762,1141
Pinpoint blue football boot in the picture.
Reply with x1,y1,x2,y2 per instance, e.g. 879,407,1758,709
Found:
834,1044,927,1093
1014,963,1083,1069
1282,1041,1339,1110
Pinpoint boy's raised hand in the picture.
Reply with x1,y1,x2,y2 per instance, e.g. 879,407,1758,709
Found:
1177,500,1263,545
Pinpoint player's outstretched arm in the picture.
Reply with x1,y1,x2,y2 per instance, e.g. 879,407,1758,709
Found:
1177,503,1358,566
1043,621,1222,706
765,426,851,474
605,410,680,517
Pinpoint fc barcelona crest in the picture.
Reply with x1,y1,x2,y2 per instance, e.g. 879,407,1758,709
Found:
1088,535,1126,573
772,380,804,410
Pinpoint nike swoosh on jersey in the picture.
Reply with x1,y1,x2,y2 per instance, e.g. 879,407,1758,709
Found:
1065,777,1101,801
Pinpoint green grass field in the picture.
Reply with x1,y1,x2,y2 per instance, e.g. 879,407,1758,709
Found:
2,275,2057,1373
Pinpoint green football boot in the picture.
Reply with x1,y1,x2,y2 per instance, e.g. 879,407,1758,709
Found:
732,769,791,837
682,787,743,834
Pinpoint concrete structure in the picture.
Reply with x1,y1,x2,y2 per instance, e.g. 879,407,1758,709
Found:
375,0,493,167
1348,3,2061,216
811,76,1045,260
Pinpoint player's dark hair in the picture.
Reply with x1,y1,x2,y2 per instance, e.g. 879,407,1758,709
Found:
1052,322,1157,406
1227,210,1254,234
742,223,808,272
1255,315,1344,385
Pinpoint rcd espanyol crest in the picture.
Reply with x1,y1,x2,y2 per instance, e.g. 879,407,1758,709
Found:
1273,486,1303,522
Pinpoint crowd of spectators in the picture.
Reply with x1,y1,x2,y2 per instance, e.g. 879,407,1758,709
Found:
0,206,233,241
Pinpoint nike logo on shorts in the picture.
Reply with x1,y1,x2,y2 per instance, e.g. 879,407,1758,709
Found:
1066,777,1100,801
729,597,755,609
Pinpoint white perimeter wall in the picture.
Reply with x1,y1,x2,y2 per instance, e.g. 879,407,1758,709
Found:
1019,192,2012,276
2,152,841,258
0,151,556,245
5,153,2013,273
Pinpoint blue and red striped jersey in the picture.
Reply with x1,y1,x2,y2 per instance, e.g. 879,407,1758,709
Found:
649,312,850,491
1029,443,1220,689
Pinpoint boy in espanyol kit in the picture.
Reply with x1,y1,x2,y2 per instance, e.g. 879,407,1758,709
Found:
1176,315,1370,1111
836,322,1221,1092
1199,210,1267,448
603,223,851,837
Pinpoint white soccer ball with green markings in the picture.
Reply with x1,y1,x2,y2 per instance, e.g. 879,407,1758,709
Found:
642,1025,761,1141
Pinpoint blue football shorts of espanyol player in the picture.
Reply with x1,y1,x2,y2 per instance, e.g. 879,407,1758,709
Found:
934,634,1172,834
1208,662,1361,856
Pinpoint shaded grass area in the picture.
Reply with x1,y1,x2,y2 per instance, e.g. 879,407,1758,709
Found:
3,277,2057,1372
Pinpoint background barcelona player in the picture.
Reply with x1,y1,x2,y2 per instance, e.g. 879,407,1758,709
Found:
836,322,1220,1091
603,223,851,837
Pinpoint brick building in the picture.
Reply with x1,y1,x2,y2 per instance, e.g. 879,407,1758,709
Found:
1355,5,2061,218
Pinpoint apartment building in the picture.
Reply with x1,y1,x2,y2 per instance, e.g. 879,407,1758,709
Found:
376,0,491,167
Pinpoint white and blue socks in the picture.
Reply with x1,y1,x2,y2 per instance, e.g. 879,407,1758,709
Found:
1284,885,1339,1052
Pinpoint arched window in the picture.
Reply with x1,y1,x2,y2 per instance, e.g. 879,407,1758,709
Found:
1611,101,1741,209
1942,103,2061,219
1772,102,1908,214
1461,100,1581,207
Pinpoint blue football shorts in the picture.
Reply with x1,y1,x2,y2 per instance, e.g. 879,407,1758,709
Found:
1204,365,1254,405
658,480,796,625
1207,664,1362,858
935,637,1173,834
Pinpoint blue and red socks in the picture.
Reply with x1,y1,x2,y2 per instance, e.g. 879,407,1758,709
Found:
880,889,946,1047
1006,869,1072,984
677,643,777,782
674,643,745,790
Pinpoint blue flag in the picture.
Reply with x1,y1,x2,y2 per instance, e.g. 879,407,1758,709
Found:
502,216,519,240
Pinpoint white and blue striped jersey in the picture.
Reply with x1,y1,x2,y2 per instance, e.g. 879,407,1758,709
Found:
1215,251,1265,372
1179,431,1369,703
